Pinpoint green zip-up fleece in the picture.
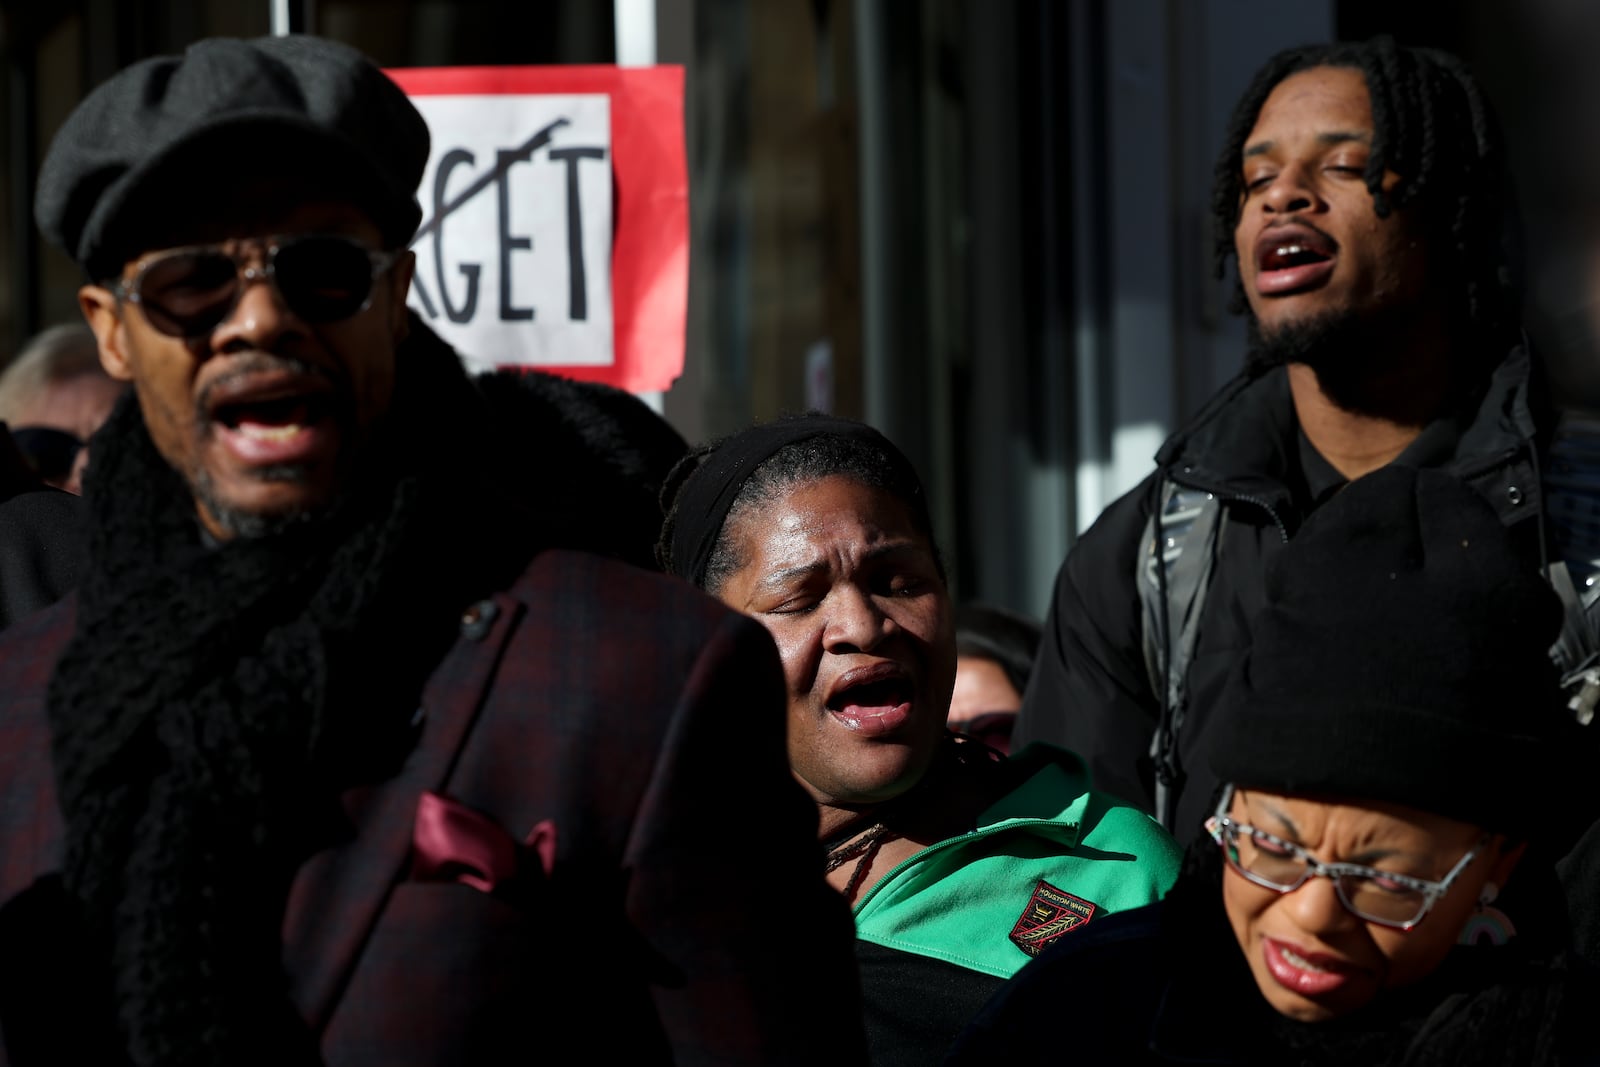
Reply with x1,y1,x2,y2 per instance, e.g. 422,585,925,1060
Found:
852,743,1183,979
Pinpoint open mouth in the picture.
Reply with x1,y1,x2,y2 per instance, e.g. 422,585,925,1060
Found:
827,677,913,713
202,367,343,469
1252,227,1338,296
826,671,915,737
213,392,333,440
1258,242,1331,271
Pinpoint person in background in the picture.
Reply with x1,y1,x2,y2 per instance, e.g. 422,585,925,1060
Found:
0,35,865,1067
947,467,1600,1065
0,323,126,493
0,422,85,630
948,602,1042,755
660,412,1181,1066
1013,37,1586,852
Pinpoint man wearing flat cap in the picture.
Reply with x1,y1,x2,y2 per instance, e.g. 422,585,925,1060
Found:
0,35,865,1067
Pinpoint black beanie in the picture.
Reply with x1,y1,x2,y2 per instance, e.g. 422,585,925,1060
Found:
1208,465,1584,839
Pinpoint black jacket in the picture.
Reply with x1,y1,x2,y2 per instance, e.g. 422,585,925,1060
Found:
0,422,85,631
945,853,1600,1066
1013,349,1549,845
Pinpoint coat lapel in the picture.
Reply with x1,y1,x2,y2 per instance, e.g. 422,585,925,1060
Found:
280,593,523,1032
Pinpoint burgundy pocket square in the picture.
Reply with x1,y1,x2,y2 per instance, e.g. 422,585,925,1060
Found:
411,791,557,895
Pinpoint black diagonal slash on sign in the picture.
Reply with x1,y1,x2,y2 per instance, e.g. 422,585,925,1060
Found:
408,117,569,322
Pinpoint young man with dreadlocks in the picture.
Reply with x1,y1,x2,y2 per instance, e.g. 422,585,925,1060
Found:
0,35,866,1067
1015,37,1598,864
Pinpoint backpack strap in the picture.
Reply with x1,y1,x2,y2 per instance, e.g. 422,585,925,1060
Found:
1549,559,1600,726
1138,478,1225,828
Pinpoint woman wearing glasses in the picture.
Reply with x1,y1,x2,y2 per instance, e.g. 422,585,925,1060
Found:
945,465,1600,1065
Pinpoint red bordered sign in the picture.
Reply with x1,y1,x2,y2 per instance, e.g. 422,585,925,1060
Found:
386,65,687,392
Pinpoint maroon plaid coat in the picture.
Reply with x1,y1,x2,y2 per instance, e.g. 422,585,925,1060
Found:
0,549,866,1066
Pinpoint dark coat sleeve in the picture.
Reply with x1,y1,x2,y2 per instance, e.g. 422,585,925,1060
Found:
623,606,870,1066
0,489,86,633
1012,474,1162,814
365,552,869,1067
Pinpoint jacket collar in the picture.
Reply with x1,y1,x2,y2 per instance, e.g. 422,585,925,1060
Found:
975,744,1092,845
1155,344,1544,533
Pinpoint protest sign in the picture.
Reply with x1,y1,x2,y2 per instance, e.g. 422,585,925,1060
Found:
386,65,688,392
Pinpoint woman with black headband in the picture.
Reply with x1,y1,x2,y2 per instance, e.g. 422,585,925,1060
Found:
658,412,1182,1065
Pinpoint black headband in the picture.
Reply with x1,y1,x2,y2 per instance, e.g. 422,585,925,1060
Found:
668,415,897,588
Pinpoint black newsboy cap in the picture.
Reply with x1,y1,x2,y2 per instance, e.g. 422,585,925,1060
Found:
35,34,430,280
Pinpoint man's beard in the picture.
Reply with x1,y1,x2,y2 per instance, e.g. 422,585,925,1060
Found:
1245,305,1430,416
190,463,329,540
185,353,355,540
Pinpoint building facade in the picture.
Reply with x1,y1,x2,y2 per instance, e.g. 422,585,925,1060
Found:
0,0,1556,618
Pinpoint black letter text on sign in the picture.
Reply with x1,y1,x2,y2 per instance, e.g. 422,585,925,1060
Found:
432,148,481,323
407,118,569,325
496,143,537,322
549,147,607,321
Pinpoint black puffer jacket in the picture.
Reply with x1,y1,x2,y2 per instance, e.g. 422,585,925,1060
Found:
1013,347,1549,844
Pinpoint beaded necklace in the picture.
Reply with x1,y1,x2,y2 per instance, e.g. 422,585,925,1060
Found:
822,819,896,899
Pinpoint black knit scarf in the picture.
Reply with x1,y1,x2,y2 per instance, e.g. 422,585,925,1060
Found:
45,324,540,1066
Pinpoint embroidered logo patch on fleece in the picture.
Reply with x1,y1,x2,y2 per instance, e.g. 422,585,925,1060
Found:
1008,879,1098,957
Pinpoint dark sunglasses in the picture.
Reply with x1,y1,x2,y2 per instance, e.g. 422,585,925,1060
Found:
952,710,1016,754
9,426,83,484
110,234,400,338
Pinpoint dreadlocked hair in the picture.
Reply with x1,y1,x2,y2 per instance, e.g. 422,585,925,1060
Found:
656,416,944,595
1210,35,1521,362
